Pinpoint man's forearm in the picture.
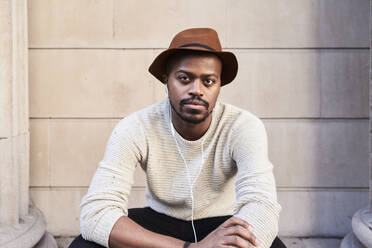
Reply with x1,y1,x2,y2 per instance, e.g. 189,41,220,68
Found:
109,216,185,248
109,216,259,248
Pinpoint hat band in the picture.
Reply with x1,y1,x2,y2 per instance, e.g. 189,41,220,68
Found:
179,43,215,51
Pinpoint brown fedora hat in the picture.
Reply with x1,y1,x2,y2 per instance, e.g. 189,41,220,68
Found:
148,28,238,86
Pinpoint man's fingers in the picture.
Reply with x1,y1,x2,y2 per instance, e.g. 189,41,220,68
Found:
222,217,251,230
220,217,260,246
224,225,257,245
223,234,254,248
223,225,259,247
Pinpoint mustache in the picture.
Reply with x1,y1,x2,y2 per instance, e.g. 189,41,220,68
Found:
180,96,209,109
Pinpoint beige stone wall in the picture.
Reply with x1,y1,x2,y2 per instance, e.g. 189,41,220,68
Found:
28,0,370,237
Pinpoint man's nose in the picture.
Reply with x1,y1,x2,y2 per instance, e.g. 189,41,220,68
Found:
188,79,203,97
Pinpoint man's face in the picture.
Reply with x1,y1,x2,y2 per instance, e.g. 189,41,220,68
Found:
165,53,222,124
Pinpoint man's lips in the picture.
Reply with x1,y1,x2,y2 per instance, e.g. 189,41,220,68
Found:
184,104,204,110
181,99,208,107
183,103,206,110
184,101,205,106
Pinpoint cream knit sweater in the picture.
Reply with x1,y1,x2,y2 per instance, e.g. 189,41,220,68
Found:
80,99,281,248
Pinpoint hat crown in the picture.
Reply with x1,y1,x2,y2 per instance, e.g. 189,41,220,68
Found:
169,28,222,51
149,27,237,86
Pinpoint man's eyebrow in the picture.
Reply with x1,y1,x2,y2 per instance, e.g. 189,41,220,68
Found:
175,70,193,75
175,70,219,78
203,73,219,78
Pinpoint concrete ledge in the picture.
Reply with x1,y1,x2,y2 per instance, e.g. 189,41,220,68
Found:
0,205,56,248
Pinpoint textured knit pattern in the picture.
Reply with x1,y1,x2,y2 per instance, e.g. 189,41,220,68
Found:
80,99,281,248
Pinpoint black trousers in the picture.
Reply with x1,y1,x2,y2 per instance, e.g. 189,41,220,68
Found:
69,207,286,248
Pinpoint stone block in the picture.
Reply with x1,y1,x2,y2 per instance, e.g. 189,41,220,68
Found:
28,0,369,49
302,238,341,248
30,188,368,237
226,0,369,48
317,120,369,187
43,119,147,187
152,49,171,102
133,167,147,187
28,0,114,47
320,50,369,118
114,0,226,48
219,50,321,118
29,49,156,118
30,188,86,236
29,49,368,120
218,50,254,114
48,119,115,187
277,190,369,236
220,49,368,118
31,118,369,188
30,119,50,186
128,187,147,208
30,187,147,236
318,0,369,48
280,238,306,248
264,119,369,188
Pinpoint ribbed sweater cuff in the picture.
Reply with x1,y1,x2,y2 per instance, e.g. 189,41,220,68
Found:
92,209,125,247
234,203,279,248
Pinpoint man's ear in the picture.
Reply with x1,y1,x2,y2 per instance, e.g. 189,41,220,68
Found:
162,74,168,84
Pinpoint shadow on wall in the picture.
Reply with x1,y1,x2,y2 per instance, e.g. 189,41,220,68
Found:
219,0,370,238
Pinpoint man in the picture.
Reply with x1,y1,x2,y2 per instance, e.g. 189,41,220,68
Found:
70,28,286,248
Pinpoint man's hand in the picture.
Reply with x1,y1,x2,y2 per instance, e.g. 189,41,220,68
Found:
190,217,260,248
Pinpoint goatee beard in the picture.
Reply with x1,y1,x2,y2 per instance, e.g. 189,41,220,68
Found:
169,98,212,124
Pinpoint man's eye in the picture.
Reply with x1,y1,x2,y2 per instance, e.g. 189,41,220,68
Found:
178,76,189,81
205,79,216,85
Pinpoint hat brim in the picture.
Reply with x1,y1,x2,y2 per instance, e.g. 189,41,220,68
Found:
148,47,238,86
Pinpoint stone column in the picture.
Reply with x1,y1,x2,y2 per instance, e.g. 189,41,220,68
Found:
340,2,372,247
0,1,56,247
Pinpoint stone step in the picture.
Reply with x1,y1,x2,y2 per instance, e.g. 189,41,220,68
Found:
281,237,342,248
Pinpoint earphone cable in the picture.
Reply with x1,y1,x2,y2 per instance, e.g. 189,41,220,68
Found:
169,105,205,243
